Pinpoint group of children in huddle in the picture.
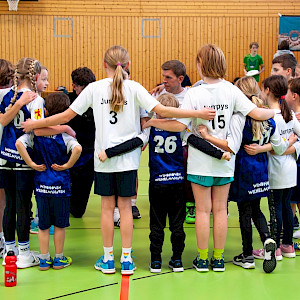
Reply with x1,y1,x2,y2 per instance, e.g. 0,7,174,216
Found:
0,43,299,276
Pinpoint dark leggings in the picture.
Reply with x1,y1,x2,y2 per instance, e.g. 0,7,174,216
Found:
268,188,293,247
237,198,270,256
3,188,33,242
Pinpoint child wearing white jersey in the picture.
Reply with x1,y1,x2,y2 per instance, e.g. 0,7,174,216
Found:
21,45,216,275
143,44,275,272
259,75,300,259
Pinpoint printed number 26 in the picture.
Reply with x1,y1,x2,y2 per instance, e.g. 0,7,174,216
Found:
154,136,177,154
211,115,225,129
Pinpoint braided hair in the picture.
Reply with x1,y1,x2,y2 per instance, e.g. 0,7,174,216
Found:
8,58,41,110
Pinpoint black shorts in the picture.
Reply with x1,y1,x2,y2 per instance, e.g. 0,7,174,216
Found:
94,170,137,197
36,195,70,230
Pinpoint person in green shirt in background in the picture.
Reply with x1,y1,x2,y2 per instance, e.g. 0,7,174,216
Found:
243,42,265,82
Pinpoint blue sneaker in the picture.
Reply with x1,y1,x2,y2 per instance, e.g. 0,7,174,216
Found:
294,240,300,251
49,225,54,235
94,255,115,274
53,256,72,269
39,257,53,271
30,219,39,234
121,260,136,275
193,256,209,272
210,256,225,272
149,261,162,273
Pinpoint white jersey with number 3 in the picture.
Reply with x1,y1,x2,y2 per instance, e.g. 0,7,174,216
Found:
70,78,159,173
179,80,256,177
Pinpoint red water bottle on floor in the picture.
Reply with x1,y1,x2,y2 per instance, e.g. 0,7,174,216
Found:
5,250,17,287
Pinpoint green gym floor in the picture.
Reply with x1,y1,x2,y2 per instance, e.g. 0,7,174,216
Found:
1,151,299,299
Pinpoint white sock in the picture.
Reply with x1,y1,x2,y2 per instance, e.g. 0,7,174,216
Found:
40,253,51,260
18,241,30,256
131,199,137,206
104,246,114,262
121,247,132,263
55,253,64,259
0,232,3,239
5,241,17,254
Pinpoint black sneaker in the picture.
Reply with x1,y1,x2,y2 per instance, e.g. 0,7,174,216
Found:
168,259,184,272
149,261,161,273
233,253,255,269
294,215,300,230
263,238,277,274
132,206,141,219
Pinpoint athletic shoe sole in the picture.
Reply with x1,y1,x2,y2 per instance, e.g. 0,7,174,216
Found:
53,261,72,269
281,252,296,258
168,264,184,272
263,239,277,273
149,267,161,273
233,260,255,269
39,265,51,271
121,266,136,275
192,263,209,272
94,265,116,274
212,267,225,272
17,261,40,268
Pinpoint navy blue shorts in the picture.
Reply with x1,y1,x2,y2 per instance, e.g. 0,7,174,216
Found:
36,195,70,230
94,170,137,197
291,186,300,204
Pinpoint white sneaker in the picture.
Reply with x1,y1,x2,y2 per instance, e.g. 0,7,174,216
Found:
0,237,4,259
114,207,120,227
2,247,19,266
16,251,40,268
293,229,300,239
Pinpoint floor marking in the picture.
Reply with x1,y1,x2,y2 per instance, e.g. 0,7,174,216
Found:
120,275,130,300
46,283,118,299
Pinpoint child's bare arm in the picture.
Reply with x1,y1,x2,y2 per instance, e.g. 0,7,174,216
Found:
34,125,76,138
0,91,36,127
51,145,82,171
15,140,46,171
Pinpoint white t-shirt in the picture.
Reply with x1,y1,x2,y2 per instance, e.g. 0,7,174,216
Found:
70,78,159,173
268,110,300,189
156,87,189,107
178,80,256,177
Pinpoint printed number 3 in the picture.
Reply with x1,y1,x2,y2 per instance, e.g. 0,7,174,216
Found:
109,111,118,124
154,136,177,154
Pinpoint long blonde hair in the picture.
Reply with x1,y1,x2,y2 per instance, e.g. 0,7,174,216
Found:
9,58,41,110
104,46,129,113
235,76,268,140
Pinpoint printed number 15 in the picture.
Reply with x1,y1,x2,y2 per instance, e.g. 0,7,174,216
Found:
211,115,225,129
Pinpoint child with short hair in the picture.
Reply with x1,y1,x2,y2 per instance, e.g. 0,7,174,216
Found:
16,92,82,270
243,42,265,82
144,44,275,272
271,54,297,81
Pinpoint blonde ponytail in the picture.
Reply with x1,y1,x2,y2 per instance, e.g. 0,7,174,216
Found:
104,46,129,113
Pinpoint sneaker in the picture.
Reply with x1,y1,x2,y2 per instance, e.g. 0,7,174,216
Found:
121,260,136,275
253,248,282,261
192,256,209,272
53,256,72,269
294,215,300,230
49,225,54,235
252,248,264,259
114,207,120,227
30,219,39,234
94,255,115,274
16,251,40,269
294,240,300,251
280,244,296,258
39,257,53,271
293,229,300,239
2,248,19,266
149,261,161,273
168,259,184,272
263,238,277,273
0,237,4,259
276,248,283,261
185,202,195,224
132,205,141,219
210,256,225,272
233,253,255,269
